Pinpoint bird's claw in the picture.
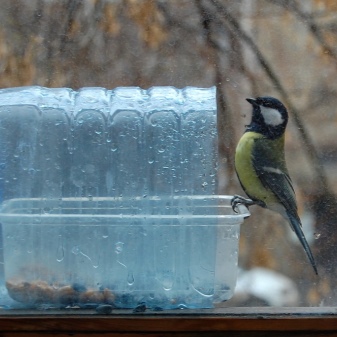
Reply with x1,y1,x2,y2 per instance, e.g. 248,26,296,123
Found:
231,195,255,213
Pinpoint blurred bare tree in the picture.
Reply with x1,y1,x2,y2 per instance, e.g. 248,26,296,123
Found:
1,0,337,306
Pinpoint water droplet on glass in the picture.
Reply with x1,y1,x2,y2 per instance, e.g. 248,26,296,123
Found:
87,195,93,201
115,242,124,254
314,233,321,240
148,159,154,164
57,244,65,262
72,246,80,255
127,272,135,285
43,207,51,214
102,235,108,239
162,283,173,291
158,145,166,153
28,168,36,175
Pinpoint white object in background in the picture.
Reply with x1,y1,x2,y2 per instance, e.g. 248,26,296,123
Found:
235,267,299,306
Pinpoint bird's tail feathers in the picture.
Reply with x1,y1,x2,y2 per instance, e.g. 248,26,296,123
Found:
286,211,318,275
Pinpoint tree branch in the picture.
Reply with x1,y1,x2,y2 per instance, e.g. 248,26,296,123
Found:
268,0,337,62
195,0,237,190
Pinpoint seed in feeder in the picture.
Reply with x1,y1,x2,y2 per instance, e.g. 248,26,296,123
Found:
79,289,105,304
103,288,115,304
6,281,31,303
133,302,146,313
72,283,87,292
95,304,113,314
31,280,55,303
57,285,79,304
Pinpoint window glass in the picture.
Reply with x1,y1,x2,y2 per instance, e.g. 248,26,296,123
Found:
0,0,334,310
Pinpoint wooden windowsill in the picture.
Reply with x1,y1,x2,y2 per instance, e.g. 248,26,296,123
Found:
0,307,336,336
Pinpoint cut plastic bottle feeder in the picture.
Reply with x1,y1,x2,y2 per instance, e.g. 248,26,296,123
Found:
0,86,249,310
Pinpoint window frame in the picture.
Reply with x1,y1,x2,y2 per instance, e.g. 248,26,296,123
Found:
0,307,336,335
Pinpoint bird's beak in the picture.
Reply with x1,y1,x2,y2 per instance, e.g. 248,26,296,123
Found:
246,98,257,105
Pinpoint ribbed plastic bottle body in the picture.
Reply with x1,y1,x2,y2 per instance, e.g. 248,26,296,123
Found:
0,86,217,201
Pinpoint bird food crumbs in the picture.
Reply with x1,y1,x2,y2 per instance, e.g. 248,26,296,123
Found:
95,304,114,314
133,302,147,313
6,280,116,306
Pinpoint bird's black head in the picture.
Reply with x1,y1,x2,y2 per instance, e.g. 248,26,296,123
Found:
245,96,288,139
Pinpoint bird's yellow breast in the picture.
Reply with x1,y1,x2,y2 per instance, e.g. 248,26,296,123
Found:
234,132,279,204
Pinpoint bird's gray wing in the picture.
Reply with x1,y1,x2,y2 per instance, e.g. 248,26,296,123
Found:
252,138,318,274
251,138,299,219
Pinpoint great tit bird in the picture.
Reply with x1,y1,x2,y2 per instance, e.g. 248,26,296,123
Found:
232,96,318,275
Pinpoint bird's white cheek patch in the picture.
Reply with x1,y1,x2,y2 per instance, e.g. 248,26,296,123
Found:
260,106,284,126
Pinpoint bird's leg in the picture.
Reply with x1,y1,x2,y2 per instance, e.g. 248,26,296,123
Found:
231,195,255,213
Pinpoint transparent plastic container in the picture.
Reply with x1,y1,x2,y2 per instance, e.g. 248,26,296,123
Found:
0,196,249,309
0,86,250,309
